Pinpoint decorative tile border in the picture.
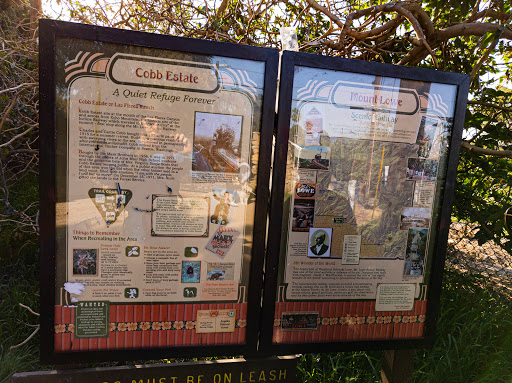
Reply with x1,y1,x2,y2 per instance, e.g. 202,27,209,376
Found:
274,314,426,327
55,319,247,334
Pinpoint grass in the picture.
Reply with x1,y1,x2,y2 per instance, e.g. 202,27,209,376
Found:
0,255,44,383
414,270,512,383
289,269,512,383
1,261,512,382
297,352,381,382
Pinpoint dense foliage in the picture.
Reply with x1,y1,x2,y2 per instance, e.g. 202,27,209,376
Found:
0,1,39,264
43,0,512,253
1,2,511,264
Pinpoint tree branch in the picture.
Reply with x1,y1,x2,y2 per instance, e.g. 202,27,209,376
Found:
304,0,344,29
0,125,36,149
465,9,512,23
468,100,512,112
461,141,512,158
9,326,39,352
438,22,512,40
0,95,18,132
404,3,436,37
355,16,403,40
19,303,40,316
470,26,503,82
468,111,500,143
398,44,428,66
0,83,37,96
215,0,229,18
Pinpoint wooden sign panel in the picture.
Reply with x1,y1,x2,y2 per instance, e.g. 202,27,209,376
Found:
39,19,278,363
261,51,470,354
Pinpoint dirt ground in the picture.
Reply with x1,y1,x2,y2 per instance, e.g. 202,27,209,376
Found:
447,222,512,295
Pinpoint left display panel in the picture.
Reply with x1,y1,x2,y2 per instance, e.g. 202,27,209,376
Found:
39,19,278,363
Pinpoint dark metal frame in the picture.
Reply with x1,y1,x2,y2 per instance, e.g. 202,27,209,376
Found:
260,50,470,355
39,19,278,364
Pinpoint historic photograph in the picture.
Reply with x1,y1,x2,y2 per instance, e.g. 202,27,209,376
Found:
193,112,243,173
400,207,432,230
296,145,331,171
292,198,315,232
416,116,439,158
307,228,333,257
406,158,438,181
403,228,429,276
210,187,238,225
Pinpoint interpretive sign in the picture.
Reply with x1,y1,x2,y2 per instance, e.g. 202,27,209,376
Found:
40,19,468,362
39,20,278,362
261,51,469,353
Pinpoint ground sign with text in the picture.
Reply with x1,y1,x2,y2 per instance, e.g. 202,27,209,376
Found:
12,358,296,383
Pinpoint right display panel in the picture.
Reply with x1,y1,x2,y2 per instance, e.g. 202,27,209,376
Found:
263,52,469,352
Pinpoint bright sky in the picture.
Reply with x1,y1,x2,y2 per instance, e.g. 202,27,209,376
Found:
44,1,68,19
44,0,105,20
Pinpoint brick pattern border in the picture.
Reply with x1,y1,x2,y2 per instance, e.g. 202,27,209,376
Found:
273,300,426,343
54,303,246,351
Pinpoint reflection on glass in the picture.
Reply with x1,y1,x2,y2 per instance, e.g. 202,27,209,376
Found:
279,66,457,302
55,38,265,311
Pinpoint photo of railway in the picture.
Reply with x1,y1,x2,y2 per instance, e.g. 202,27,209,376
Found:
400,207,431,230
415,116,439,158
292,198,315,232
295,145,331,170
192,112,243,173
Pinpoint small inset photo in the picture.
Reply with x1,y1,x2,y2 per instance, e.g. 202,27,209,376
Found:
292,199,315,232
206,262,235,280
403,228,429,276
182,261,201,283
304,103,324,146
406,158,438,181
416,116,439,158
72,249,98,275
281,312,319,331
207,270,226,280
307,228,333,257
399,207,431,230
296,145,331,171
185,247,199,257
210,187,238,225
193,112,243,173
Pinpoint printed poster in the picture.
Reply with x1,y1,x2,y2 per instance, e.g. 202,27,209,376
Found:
55,38,266,310
280,66,457,305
